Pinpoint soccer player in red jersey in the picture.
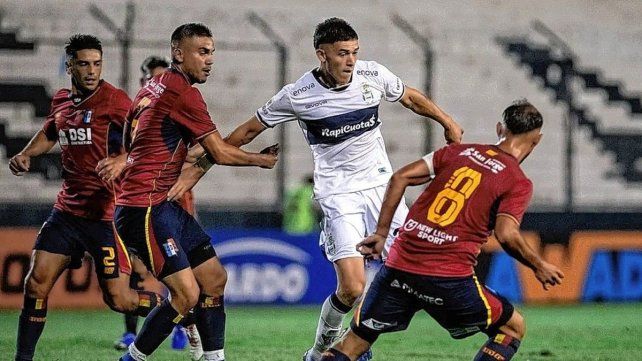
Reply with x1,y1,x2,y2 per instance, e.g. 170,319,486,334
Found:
114,23,277,361
109,55,203,359
9,34,161,361
320,100,565,361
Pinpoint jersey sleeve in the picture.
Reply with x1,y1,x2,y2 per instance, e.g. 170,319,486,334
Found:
169,87,217,140
497,178,533,224
255,84,297,128
374,62,405,102
423,145,453,176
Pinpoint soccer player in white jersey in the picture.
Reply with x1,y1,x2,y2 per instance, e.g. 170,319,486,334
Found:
168,17,463,361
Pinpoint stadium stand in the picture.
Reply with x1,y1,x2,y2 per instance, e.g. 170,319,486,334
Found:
0,0,641,211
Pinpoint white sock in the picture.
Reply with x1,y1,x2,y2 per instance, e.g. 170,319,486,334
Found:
128,343,147,361
312,294,352,354
203,349,225,361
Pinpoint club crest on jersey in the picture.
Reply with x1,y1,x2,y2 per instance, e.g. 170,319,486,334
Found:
361,84,375,104
83,110,92,124
163,238,179,257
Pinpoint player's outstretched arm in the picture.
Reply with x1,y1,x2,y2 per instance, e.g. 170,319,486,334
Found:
398,86,463,144
357,159,433,258
494,215,565,290
180,116,267,165
167,131,278,201
9,130,56,176
224,115,267,147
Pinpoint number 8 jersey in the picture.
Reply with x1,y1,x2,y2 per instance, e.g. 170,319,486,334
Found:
386,143,533,277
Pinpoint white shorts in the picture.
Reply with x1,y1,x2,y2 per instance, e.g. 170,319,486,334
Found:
318,185,409,262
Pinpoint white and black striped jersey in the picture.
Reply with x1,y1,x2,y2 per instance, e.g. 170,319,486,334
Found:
256,60,405,199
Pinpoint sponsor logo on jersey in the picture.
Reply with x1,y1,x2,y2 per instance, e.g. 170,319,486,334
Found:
218,237,311,303
356,70,379,77
144,79,166,98
163,238,179,257
292,83,315,96
320,115,377,138
402,218,459,245
58,127,92,146
305,99,328,109
459,147,506,174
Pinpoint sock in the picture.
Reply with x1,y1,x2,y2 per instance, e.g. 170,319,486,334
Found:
133,291,162,317
203,349,225,361
133,299,184,355
123,343,147,361
125,313,138,334
193,294,225,351
474,334,521,361
15,296,48,361
179,309,196,327
320,348,351,361
312,293,352,354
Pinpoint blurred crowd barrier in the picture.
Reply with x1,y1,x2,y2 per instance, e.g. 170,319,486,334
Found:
1,228,641,309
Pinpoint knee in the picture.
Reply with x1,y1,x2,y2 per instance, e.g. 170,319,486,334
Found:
103,288,138,313
199,266,227,297
503,310,526,340
24,274,52,299
336,280,365,306
171,286,200,315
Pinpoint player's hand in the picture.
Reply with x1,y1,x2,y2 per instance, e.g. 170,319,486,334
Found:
357,233,387,260
444,119,463,144
535,261,565,290
9,153,30,176
260,143,279,169
167,164,204,202
96,153,128,182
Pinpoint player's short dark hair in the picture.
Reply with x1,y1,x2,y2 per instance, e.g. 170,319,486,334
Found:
171,23,212,46
313,17,358,49
65,34,102,58
140,55,170,76
502,99,543,134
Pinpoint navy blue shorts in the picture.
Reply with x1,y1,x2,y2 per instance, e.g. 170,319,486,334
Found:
34,208,131,279
114,201,213,279
351,265,514,343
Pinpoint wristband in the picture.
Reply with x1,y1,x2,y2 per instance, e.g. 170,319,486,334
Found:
194,153,215,173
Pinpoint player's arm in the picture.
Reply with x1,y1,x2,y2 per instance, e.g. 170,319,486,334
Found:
9,130,56,176
494,215,564,290
357,159,433,258
167,131,278,201
398,86,463,144
96,152,128,182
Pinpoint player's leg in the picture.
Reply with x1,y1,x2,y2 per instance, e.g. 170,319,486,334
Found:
320,331,371,361
307,203,367,360
124,267,199,360
474,293,523,361
323,265,417,361
15,209,79,361
115,263,144,351
115,203,197,360
180,203,221,361
15,250,69,361
192,253,227,361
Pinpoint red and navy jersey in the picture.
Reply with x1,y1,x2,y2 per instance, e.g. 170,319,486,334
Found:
386,143,533,277
117,65,217,207
42,81,131,221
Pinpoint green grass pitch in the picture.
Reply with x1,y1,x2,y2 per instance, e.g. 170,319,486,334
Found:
1,303,641,360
